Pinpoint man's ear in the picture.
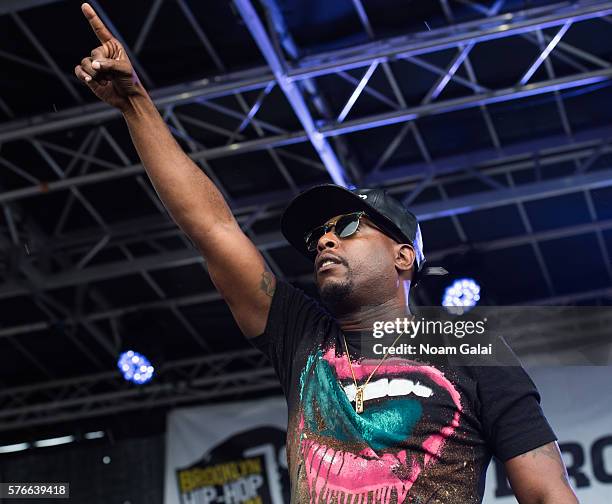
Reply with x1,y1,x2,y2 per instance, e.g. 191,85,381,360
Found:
395,244,416,274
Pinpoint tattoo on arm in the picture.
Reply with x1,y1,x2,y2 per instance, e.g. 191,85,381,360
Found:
519,443,573,489
519,443,560,462
259,268,275,297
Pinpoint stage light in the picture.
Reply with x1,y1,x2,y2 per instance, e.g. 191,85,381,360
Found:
84,431,105,440
117,350,154,385
442,278,481,314
0,442,29,453
34,435,74,448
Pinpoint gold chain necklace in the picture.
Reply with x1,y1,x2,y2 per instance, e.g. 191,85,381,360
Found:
341,331,405,414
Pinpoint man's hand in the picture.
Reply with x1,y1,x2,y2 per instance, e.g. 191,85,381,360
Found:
505,441,579,503
74,3,145,110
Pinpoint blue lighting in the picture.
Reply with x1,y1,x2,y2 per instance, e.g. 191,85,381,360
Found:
117,350,154,385
442,278,481,314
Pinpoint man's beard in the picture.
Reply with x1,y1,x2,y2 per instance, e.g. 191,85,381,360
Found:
318,271,355,314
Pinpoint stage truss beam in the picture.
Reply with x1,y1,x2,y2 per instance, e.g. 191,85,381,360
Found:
1,0,611,144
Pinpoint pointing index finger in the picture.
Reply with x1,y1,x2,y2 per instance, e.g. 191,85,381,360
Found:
81,3,113,43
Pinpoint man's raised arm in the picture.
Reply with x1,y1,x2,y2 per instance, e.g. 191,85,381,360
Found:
74,3,275,338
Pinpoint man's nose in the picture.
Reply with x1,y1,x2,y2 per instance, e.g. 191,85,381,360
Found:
316,230,339,253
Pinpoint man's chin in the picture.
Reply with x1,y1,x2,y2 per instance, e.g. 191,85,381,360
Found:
318,277,353,308
316,274,343,291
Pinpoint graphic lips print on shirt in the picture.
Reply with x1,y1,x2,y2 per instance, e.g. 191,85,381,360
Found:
298,346,463,504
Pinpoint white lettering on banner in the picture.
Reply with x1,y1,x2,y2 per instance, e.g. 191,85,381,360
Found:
186,485,216,504
222,475,263,504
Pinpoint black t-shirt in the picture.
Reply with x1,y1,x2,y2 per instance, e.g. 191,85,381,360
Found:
250,279,557,504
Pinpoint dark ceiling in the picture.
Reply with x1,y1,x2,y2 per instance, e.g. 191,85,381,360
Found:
0,0,611,443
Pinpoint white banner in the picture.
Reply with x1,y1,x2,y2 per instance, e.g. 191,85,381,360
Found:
165,367,612,503
484,366,612,503
164,397,289,504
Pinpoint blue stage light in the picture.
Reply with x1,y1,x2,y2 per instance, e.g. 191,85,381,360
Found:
117,350,154,384
442,278,481,314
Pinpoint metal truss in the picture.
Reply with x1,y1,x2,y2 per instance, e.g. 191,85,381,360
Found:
1,307,610,431
2,0,612,144
3,212,612,342
1,0,612,427
2,64,610,205
1,133,612,365
234,0,350,186
0,349,278,431
1,125,611,298
0,1,60,15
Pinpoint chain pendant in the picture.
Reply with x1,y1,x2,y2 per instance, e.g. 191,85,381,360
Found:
355,387,364,414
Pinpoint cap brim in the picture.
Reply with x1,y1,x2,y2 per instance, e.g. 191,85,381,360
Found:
281,184,390,260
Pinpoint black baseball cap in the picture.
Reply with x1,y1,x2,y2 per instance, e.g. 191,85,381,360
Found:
280,184,447,285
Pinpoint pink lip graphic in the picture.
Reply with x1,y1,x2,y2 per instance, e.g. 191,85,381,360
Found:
298,346,462,503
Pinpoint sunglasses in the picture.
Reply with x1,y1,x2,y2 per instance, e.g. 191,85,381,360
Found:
304,211,381,252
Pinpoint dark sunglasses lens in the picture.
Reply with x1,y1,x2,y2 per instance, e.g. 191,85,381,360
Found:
336,214,360,238
305,226,325,251
305,213,362,251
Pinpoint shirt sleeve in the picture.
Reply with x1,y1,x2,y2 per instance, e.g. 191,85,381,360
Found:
248,279,328,393
475,365,558,462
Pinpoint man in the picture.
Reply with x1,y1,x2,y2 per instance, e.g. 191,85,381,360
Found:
74,4,579,503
